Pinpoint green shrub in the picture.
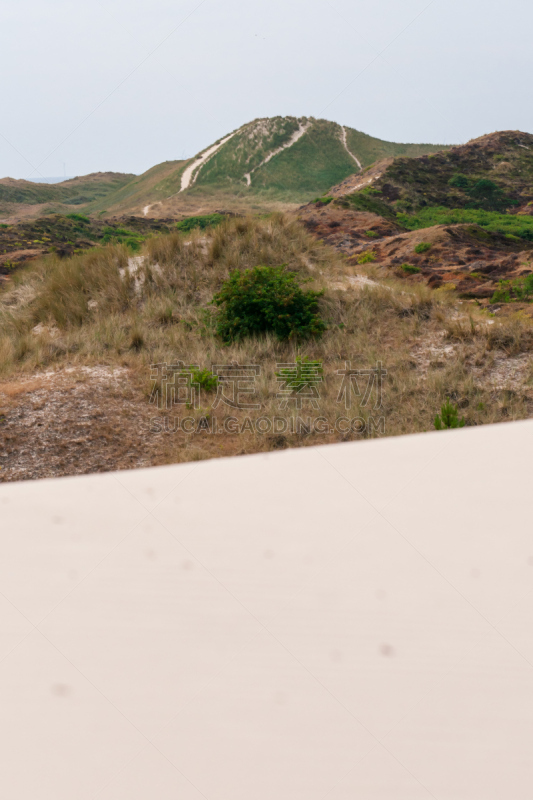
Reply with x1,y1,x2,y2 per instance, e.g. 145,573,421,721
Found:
434,401,466,430
357,250,376,264
312,196,333,205
467,179,514,211
491,273,533,303
100,226,145,251
176,213,224,233
401,263,421,274
365,230,378,238
448,173,470,189
414,242,432,254
213,265,326,343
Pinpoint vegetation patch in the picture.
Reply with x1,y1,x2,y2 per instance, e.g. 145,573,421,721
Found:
344,191,397,221
398,206,533,242
491,273,533,303
100,226,145,251
357,251,376,264
401,263,421,274
176,213,225,233
414,242,432,254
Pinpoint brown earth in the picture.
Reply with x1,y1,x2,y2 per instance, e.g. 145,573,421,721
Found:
296,201,533,313
0,367,337,482
0,215,178,288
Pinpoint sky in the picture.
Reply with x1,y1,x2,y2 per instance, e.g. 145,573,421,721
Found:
1,0,531,180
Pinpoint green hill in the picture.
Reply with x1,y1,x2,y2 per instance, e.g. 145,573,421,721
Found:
87,116,449,215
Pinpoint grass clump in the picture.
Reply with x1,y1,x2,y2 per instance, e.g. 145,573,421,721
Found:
312,196,333,205
434,400,465,430
213,265,326,343
401,263,421,274
176,214,225,233
414,242,432,254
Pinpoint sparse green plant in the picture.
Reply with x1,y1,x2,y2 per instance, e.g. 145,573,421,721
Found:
414,242,432,254
434,401,466,430
213,265,326,343
400,263,421,274
365,230,378,238
190,368,219,393
312,196,333,205
357,250,376,264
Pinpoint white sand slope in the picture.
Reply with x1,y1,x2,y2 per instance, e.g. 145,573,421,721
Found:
341,125,362,170
1,421,533,799
244,120,310,186
180,132,238,192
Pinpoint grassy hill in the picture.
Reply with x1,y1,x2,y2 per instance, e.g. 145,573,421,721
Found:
343,130,533,215
85,116,448,216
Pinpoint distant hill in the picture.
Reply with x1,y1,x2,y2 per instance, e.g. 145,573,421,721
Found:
0,172,135,210
328,130,533,215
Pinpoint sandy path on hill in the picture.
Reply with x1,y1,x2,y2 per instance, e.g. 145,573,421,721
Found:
341,126,362,170
180,132,238,192
244,121,311,186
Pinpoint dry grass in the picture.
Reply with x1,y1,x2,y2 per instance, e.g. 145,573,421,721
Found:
1,213,532,479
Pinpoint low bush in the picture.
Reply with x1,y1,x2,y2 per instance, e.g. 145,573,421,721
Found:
65,213,90,223
414,242,432,254
176,214,225,233
213,265,326,343
401,263,421,274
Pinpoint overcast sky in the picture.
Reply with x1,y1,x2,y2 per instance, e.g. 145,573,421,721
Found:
1,0,531,180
